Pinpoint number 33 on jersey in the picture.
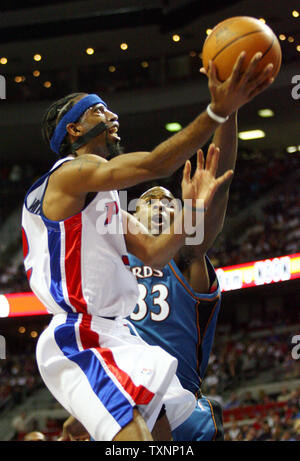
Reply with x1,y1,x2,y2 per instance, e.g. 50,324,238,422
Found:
127,254,222,395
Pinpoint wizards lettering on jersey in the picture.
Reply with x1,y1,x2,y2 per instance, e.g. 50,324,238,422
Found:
131,266,164,279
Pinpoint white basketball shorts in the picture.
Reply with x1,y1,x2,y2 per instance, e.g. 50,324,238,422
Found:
36,313,195,440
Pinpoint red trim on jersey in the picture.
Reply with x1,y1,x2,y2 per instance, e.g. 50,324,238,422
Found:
78,315,155,405
64,214,88,314
22,227,29,259
122,255,129,266
26,268,32,281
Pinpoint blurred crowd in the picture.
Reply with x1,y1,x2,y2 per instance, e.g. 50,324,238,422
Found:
210,157,300,266
0,263,30,294
11,412,64,441
11,386,300,441
0,163,38,223
0,352,43,413
223,387,300,441
203,333,297,397
202,301,300,397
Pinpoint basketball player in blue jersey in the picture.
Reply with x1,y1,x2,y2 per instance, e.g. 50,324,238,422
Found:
127,106,239,441
23,53,274,441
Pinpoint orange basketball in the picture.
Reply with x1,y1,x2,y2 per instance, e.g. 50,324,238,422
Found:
202,16,282,82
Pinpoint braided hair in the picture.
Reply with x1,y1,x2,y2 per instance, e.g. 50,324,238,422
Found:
41,92,87,158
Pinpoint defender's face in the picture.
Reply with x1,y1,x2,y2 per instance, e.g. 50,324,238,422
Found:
135,187,178,235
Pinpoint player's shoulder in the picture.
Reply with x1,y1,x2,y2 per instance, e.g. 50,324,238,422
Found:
64,154,107,170
50,154,107,183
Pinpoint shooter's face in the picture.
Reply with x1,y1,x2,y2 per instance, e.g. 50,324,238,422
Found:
135,188,178,235
73,101,121,158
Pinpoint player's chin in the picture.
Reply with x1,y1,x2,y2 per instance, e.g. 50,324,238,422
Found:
107,140,123,159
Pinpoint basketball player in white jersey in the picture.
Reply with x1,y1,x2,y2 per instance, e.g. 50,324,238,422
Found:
22,52,274,441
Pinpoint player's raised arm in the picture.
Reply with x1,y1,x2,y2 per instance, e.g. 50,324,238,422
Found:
194,51,274,247
48,51,274,197
200,111,238,252
177,112,238,293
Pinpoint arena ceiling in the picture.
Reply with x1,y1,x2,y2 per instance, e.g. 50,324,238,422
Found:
0,0,299,164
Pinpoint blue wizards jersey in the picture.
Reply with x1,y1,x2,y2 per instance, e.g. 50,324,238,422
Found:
127,254,221,395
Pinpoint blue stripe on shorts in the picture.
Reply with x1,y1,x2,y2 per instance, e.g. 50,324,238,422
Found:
54,313,133,428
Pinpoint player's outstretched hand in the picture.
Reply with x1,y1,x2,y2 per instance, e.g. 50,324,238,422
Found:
181,144,233,212
201,51,274,117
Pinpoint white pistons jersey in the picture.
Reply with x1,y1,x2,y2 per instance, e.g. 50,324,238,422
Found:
22,156,139,318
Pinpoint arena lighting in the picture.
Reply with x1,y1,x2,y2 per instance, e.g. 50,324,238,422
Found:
292,10,299,18
286,146,297,153
172,34,181,42
258,108,274,118
165,122,182,132
238,129,265,140
2,253,300,317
